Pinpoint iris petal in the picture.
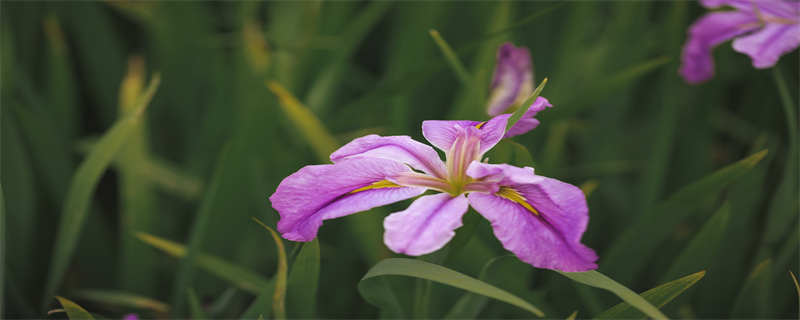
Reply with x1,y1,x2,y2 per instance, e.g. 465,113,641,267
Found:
330,134,447,178
383,193,469,256
270,157,426,241
679,11,760,83
732,23,800,69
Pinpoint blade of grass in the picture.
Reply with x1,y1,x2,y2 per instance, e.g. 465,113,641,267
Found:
662,203,731,282
304,1,392,112
286,240,320,318
251,218,287,320
444,255,514,319
731,259,772,317
42,75,161,310
507,78,548,131
116,55,161,295
187,288,207,319
73,290,169,314
596,270,705,319
429,29,471,85
790,271,800,311
602,150,767,283
136,232,269,294
0,184,5,316
267,81,339,162
557,270,667,320
360,258,544,317
55,296,94,320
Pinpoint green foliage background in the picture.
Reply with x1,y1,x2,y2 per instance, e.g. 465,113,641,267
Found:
1,1,798,318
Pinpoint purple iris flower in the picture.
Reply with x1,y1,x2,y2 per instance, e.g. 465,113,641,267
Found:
269,110,598,272
486,42,552,138
680,0,800,84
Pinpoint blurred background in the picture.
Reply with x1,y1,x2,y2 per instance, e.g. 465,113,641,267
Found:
1,1,798,319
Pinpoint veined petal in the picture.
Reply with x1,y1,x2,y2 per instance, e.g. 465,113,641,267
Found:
270,157,426,241
465,162,596,272
330,134,447,178
486,43,533,116
679,11,760,83
468,191,597,272
504,97,553,138
383,193,469,256
701,0,799,19
732,23,800,68
422,114,509,154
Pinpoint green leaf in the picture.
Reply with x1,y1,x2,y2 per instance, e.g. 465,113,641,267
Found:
55,296,94,320
444,255,513,319
603,150,768,284
566,310,578,320
42,75,161,310
596,270,706,319
287,240,320,318
267,81,340,162
557,270,667,320
731,259,772,317
251,218,288,320
429,29,471,85
506,78,548,131
0,184,5,316
187,288,207,319
360,258,544,317
662,203,730,282
135,232,270,294
73,290,170,314
789,271,800,311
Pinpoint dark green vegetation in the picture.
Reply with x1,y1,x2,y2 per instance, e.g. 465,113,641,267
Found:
2,1,798,319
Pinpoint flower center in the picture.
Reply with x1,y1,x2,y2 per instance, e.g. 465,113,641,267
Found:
444,127,482,195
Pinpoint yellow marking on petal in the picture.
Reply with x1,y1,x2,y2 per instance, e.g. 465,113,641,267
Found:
348,180,402,194
497,187,540,215
475,121,487,129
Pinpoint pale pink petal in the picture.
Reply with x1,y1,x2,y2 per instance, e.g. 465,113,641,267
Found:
383,193,469,256
270,157,426,241
732,23,800,68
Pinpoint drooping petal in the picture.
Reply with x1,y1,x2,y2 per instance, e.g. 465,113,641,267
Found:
466,162,597,272
383,193,469,256
732,23,800,69
330,134,447,178
270,157,426,241
468,191,597,272
486,43,534,116
679,11,760,83
422,114,509,154
504,97,553,138
701,0,799,19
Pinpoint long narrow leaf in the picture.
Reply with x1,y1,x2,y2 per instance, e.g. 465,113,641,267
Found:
287,240,320,318
662,203,730,282
267,81,339,162
596,270,706,318
74,290,170,314
360,258,544,317
251,218,288,320
557,270,668,320
507,78,548,131
0,184,5,316
136,232,270,294
42,75,161,309
603,150,767,283
429,29,471,85
55,296,94,320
